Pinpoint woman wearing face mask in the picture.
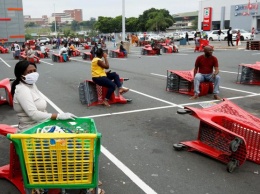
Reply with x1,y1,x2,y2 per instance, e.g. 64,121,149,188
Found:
11,60,76,132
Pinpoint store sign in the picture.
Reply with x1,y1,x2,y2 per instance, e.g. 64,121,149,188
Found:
234,2,258,16
203,7,212,31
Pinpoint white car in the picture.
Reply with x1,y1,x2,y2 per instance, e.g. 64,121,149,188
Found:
232,29,254,41
222,29,253,41
39,37,50,45
207,30,227,41
173,32,185,41
146,34,164,41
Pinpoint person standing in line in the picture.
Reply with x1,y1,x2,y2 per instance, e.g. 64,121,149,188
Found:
190,46,221,100
227,27,234,46
236,30,241,46
185,32,190,45
217,29,224,41
251,27,255,40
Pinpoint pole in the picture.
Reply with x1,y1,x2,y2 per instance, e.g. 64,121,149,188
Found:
54,4,57,38
122,0,125,41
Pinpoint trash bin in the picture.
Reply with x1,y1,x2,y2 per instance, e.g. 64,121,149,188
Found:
179,38,187,45
116,41,130,54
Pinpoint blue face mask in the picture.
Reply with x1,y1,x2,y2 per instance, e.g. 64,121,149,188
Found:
23,72,39,85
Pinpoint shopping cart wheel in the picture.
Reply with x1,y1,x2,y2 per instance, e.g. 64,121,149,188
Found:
173,143,186,151
177,109,192,114
230,137,242,152
227,159,239,173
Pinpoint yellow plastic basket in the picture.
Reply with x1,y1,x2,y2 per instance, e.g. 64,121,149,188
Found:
8,132,101,189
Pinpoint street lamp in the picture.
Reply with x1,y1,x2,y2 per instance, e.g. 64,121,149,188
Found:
54,3,57,38
122,0,125,41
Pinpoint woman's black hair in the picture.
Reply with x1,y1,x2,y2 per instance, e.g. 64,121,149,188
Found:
96,48,103,58
11,60,37,96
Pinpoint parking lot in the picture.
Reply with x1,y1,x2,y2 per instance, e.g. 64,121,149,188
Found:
1,39,260,194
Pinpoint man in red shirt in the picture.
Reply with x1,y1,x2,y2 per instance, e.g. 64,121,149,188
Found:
190,46,221,100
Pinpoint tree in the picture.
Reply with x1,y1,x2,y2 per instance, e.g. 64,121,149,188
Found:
126,17,139,32
51,21,59,32
71,20,80,31
137,8,174,32
94,16,114,33
192,17,198,30
145,9,174,32
25,22,37,28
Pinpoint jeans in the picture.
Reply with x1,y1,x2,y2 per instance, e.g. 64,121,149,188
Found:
92,72,122,100
194,73,220,96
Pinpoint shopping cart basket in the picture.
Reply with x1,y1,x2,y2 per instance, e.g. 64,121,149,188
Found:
7,118,101,194
174,99,247,173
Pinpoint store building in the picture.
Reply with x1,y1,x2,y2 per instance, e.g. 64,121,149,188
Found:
0,0,25,44
198,0,259,31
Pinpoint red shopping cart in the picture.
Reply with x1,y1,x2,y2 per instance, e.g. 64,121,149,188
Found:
174,99,248,172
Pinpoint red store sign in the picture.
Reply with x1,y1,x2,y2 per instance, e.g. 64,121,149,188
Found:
203,7,212,31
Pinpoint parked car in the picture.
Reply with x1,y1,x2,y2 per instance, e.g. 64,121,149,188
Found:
173,32,185,41
207,30,227,41
232,29,254,41
222,29,253,41
146,34,165,41
39,37,50,45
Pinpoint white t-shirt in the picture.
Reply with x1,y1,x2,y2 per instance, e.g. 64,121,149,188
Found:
40,45,46,53
13,82,51,131
14,43,20,51
59,47,68,55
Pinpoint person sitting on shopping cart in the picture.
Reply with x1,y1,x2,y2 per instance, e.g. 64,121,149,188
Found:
91,48,129,107
11,60,77,132
150,38,161,55
190,46,222,100
59,43,69,62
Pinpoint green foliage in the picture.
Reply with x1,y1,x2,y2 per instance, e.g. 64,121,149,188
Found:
71,20,80,31
63,29,71,37
25,22,37,28
192,17,198,30
144,9,174,32
51,21,59,32
25,33,33,41
95,10,172,33
126,17,139,32
94,16,115,33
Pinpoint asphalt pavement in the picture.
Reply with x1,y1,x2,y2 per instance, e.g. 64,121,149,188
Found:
0,39,260,194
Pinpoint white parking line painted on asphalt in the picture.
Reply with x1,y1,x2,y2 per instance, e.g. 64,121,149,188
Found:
39,60,54,65
0,57,11,67
251,53,260,55
102,146,158,194
130,89,182,107
151,73,255,94
219,70,240,74
70,58,91,63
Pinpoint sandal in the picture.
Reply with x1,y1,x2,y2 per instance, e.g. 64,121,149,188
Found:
102,100,110,107
119,87,129,95
89,188,105,194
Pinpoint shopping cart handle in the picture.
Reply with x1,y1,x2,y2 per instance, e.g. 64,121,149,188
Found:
177,109,192,115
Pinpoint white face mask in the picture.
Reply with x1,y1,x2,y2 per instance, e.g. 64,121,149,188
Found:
23,72,39,85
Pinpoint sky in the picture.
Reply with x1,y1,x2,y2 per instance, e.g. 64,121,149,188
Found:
22,0,200,20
